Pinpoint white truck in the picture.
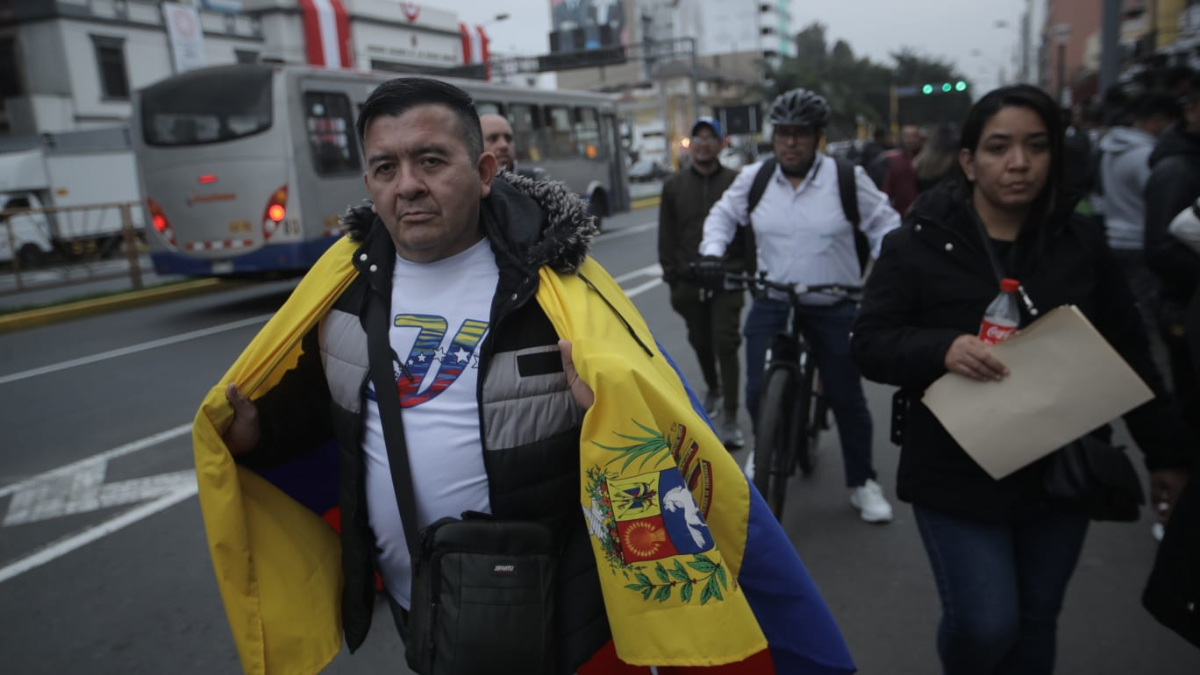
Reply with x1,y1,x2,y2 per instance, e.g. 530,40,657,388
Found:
0,127,144,265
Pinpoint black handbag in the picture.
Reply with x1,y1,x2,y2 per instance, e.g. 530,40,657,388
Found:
367,293,558,675
1042,434,1145,522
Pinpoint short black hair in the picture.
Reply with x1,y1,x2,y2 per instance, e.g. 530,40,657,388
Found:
1129,91,1182,122
356,77,483,161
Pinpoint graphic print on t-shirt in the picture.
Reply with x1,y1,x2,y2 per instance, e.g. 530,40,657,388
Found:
391,314,489,407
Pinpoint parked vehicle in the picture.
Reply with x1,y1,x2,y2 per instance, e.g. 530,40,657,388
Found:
628,159,671,183
0,127,145,259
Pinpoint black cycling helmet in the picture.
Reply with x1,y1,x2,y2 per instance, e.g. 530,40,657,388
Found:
768,88,830,128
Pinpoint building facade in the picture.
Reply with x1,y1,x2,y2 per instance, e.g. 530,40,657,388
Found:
0,0,492,137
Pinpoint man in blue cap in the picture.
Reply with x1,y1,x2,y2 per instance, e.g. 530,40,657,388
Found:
658,116,751,448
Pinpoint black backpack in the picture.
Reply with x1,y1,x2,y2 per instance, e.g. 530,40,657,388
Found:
745,157,870,273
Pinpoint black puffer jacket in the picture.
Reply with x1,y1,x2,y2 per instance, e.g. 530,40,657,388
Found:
1146,124,1200,309
658,164,753,283
851,183,1194,522
241,174,610,672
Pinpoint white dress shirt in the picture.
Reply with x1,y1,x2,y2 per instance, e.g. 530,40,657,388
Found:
699,153,901,305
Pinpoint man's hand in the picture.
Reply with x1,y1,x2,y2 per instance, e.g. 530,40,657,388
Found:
1150,469,1189,525
944,334,1009,382
558,339,595,410
223,383,261,456
690,255,726,292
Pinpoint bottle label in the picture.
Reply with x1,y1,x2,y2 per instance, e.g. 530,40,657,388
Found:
979,320,1016,345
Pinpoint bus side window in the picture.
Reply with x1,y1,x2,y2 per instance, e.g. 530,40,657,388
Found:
509,104,543,163
576,107,601,160
476,101,503,116
545,106,574,159
304,91,361,175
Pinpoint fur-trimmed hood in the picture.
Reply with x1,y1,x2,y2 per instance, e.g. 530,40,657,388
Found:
340,170,597,274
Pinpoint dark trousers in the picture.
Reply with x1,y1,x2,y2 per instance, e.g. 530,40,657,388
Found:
743,298,875,487
914,505,1090,675
669,281,744,419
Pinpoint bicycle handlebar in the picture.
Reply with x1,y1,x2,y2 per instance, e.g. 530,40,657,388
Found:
723,272,863,299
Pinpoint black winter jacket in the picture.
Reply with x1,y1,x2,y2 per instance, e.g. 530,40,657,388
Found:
657,164,754,283
240,175,610,672
1146,124,1200,309
851,183,1194,522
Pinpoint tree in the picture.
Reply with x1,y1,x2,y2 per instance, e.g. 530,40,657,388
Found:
759,23,975,139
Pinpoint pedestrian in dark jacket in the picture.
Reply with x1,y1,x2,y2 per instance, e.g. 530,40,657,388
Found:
851,84,1195,675
1145,71,1200,433
658,117,750,448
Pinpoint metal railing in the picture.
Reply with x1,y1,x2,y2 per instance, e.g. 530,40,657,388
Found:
0,200,146,296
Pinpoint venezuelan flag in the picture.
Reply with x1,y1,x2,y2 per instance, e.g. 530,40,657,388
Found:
193,238,854,674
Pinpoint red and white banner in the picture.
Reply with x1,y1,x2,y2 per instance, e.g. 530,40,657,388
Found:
459,23,490,79
298,0,353,68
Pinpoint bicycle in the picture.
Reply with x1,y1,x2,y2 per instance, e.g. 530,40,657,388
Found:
724,272,862,520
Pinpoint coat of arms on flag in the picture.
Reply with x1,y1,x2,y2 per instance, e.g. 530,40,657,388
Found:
583,419,730,605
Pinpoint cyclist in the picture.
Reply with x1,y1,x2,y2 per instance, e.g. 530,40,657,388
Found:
695,88,901,523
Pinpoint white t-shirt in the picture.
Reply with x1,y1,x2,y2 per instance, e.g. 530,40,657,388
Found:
362,238,499,608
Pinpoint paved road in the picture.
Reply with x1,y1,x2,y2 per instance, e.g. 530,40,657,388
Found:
0,207,1196,674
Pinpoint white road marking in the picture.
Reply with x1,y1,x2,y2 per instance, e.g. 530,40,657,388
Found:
613,263,662,284
0,314,272,386
5,467,196,526
0,484,197,585
0,424,191,499
596,220,655,242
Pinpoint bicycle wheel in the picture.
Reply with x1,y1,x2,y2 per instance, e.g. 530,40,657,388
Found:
754,366,803,519
797,350,819,476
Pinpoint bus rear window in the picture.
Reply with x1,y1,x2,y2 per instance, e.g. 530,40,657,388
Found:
140,65,273,146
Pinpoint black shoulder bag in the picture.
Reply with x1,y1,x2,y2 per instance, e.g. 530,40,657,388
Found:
971,210,1145,522
366,294,558,675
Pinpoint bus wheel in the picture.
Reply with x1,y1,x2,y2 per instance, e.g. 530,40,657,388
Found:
588,190,608,233
17,243,46,269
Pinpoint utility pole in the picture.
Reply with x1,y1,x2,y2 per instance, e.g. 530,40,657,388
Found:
1100,0,1121,94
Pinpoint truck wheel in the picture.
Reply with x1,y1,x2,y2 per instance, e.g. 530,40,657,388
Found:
17,243,46,269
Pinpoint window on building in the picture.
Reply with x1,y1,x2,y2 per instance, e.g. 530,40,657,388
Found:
235,50,259,64
476,101,502,116
304,91,360,175
0,37,23,100
91,35,130,100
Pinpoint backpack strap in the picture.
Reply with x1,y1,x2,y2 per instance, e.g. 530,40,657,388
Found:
834,157,860,226
746,157,776,217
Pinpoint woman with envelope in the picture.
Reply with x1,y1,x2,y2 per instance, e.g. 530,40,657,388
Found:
849,84,1195,675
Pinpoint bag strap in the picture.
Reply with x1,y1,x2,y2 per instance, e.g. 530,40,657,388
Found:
366,291,422,558
968,205,1041,318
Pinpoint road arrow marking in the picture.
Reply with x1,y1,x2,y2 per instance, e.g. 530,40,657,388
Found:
4,467,196,526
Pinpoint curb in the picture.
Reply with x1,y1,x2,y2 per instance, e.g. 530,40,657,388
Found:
0,278,230,334
631,196,661,210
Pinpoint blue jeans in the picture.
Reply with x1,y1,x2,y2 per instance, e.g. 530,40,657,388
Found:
743,298,875,487
913,505,1090,675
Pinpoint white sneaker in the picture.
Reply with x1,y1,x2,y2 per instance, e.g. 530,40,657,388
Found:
850,479,893,523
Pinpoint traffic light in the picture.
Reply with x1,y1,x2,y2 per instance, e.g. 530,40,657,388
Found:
920,81,969,95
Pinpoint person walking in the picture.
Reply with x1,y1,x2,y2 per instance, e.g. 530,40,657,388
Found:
658,117,749,448
193,77,854,675
851,84,1194,675
695,88,902,523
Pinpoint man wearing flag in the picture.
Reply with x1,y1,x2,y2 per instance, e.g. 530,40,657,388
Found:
193,76,854,675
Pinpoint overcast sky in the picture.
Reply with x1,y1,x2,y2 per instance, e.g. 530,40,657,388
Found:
433,0,1037,94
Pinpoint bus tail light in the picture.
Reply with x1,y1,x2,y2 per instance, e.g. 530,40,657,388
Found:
261,185,288,240
146,198,176,247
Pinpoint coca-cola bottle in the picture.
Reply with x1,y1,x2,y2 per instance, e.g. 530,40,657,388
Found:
978,278,1021,345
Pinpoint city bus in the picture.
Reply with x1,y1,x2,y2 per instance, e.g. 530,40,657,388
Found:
130,63,629,277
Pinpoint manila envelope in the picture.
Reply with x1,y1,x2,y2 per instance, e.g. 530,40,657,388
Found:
921,305,1154,479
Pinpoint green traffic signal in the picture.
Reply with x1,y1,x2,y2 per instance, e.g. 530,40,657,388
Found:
955,80,968,92
942,82,952,92
922,84,934,95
